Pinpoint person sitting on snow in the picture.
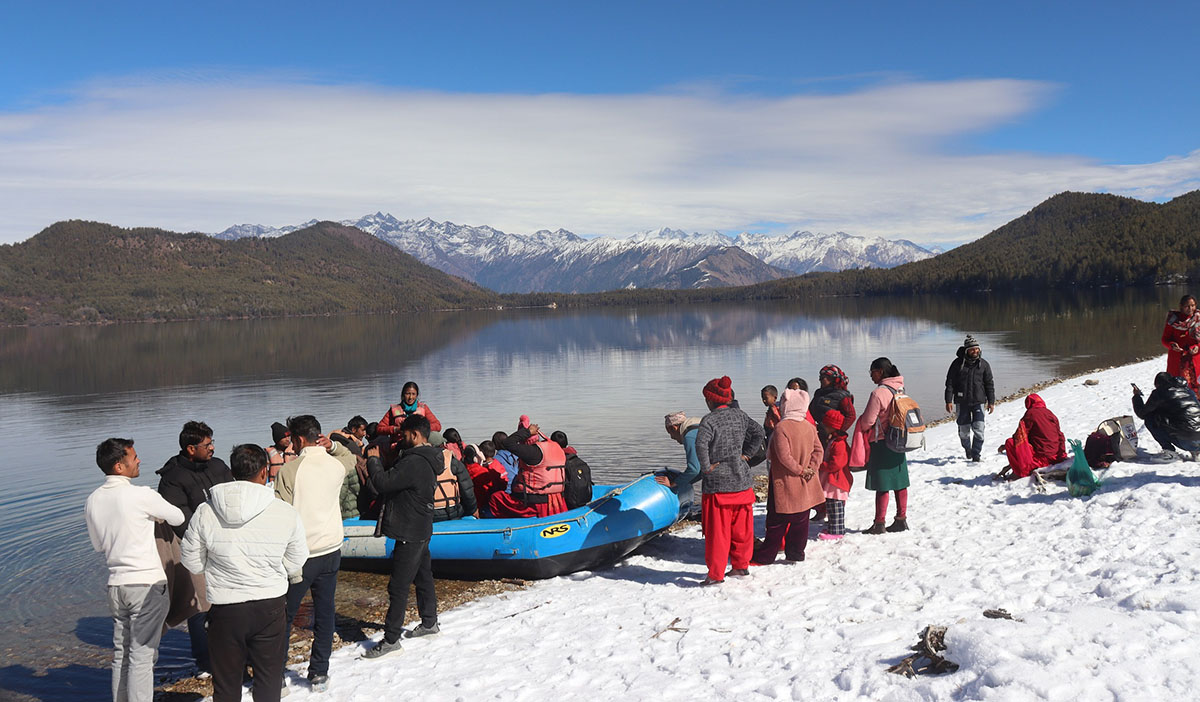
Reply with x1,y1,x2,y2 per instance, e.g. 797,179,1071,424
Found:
1132,372,1200,459
994,393,1069,480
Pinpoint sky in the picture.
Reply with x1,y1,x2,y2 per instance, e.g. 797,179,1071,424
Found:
0,0,1197,247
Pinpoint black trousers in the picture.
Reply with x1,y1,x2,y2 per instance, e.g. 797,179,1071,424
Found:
207,595,287,702
384,539,438,643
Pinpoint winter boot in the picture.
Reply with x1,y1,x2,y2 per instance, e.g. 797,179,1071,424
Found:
863,521,886,535
886,518,908,533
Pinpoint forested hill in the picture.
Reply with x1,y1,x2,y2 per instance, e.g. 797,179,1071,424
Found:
0,220,500,324
766,190,1200,296
505,190,1200,307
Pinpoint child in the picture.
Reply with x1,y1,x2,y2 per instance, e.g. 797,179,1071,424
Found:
465,441,506,514
818,409,852,540
761,385,781,437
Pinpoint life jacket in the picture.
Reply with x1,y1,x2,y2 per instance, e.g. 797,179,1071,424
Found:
265,445,295,478
512,440,567,504
389,402,428,422
432,449,461,512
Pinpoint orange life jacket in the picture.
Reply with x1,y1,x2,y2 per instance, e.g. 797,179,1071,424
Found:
432,448,461,511
389,402,429,421
512,440,567,498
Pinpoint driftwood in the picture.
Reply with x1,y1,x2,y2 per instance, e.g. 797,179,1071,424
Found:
650,617,688,639
886,625,959,678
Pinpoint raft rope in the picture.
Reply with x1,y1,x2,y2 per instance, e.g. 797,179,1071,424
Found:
424,472,660,537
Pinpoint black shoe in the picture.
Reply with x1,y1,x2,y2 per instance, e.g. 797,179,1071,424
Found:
308,674,329,693
886,518,908,533
863,521,886,535
971,453,981,462
726,568,751,577
362,638,403,660
965,450,972,460
403,622,440,638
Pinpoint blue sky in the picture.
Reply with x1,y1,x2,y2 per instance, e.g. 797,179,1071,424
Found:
1,1,1197,245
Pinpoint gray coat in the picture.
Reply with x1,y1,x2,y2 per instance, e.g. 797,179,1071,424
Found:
695,406,765,494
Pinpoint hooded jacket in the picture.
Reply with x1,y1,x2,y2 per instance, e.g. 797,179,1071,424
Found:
1133,372,1200,441
1018,393,1068,464
945,347,995,407
181,481,309,605
766,389,825,514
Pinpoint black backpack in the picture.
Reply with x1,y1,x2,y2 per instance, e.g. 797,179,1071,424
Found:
563,453,594,509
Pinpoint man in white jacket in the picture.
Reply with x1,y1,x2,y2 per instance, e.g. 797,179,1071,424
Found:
85,438,185,702
182,444,308,702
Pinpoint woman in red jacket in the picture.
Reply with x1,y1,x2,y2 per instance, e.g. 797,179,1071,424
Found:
1162,294,1200,394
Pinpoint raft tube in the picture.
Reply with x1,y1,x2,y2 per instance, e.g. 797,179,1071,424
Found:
341,474,688,580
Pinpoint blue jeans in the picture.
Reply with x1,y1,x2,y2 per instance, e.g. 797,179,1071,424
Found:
956,403,986,458
1144,415,1200,453
285,550,340,678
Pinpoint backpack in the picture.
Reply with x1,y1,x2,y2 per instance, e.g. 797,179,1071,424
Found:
563,453,594,509
1083,430,1116,469
884,385,927,453
1096,416,1137,461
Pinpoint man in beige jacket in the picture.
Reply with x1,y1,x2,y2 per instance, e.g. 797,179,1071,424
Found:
274,414,353,693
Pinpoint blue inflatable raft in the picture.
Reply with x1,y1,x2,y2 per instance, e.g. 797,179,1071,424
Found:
341,474,687,580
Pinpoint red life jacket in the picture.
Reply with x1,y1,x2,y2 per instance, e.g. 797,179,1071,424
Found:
432,448,461,511
512,440,567,500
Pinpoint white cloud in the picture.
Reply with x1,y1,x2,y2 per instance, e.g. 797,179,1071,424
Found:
0,75,1197,245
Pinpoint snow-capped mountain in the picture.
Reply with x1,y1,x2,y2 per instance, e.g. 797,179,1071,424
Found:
732,230,934,274
213,216,932,293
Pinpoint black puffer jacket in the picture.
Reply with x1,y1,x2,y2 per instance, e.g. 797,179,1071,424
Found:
1133,372,1200,441
945,347,996,407
156,454,234,538
367,444,437,542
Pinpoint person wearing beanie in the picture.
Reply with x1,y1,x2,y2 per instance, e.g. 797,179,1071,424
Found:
694,376,764,584
945,334,996,462
817,409,852,539
265,422,296,484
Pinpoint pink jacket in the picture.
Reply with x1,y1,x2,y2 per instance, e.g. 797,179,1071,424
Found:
767,389,825,514
849,375,905,468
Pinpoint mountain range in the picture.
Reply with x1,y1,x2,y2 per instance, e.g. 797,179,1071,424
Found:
214,216,933,293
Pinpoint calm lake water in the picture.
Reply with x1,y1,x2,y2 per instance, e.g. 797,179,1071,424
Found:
0,289,1179,700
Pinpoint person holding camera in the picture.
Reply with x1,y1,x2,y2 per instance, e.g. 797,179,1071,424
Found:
1132,373,1200,460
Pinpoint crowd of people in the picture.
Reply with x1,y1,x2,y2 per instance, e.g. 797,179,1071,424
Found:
83,297,1200,700
84,382,594,701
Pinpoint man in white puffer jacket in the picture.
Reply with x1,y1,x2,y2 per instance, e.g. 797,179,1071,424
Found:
182,444,308,702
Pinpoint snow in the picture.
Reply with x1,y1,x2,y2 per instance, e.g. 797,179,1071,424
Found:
213,216,931,280
252,355,1199,701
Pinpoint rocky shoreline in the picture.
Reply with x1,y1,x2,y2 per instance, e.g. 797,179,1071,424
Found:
158,572,529,699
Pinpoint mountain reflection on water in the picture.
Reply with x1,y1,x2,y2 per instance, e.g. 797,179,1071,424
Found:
0,287,1181,701
0,288,1171,398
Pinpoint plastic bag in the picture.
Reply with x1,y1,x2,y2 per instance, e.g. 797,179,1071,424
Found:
1066,438,1102,497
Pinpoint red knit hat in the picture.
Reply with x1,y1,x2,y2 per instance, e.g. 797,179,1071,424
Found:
703,376,733,405
822,409,845,431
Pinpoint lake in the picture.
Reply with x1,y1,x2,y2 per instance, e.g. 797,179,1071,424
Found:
0,288,1179,700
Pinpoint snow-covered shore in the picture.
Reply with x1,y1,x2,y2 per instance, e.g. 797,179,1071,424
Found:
279,355,1199,701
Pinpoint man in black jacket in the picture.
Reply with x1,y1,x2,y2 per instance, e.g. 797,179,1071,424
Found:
944,335,996,462
1133,372,1200,458
362,414,440,660
156,420,233,674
